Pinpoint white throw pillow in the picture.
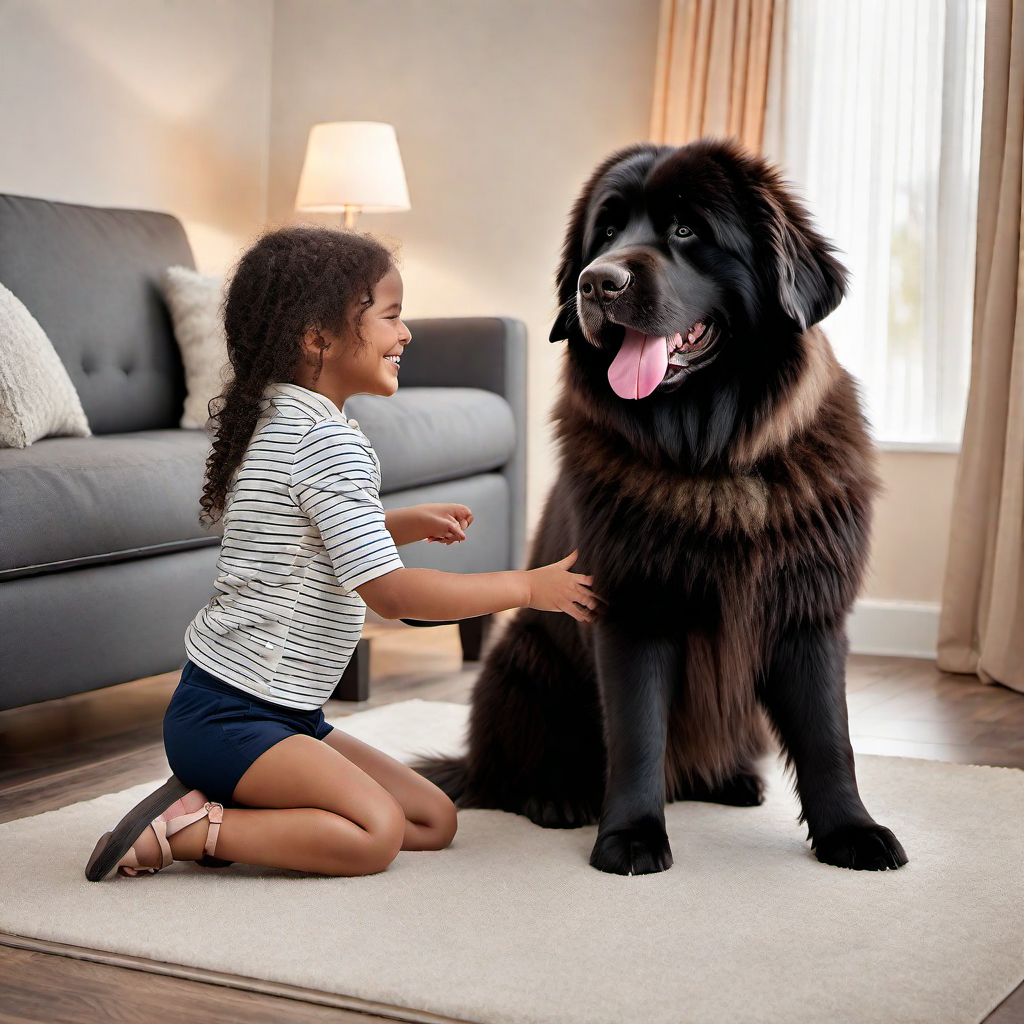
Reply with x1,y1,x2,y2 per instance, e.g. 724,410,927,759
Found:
0,281,91,448
161,266,230,430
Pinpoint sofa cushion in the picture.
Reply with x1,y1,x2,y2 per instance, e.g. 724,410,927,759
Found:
0,194,195,434
0,430,218,578
346,387,516,494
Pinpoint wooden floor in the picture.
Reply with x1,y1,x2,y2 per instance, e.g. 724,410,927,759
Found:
1,622,1022,1024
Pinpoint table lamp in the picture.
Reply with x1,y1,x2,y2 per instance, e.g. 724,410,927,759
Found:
294,121,411,229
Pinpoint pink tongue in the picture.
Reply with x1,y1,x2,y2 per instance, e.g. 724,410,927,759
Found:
607,329,669,400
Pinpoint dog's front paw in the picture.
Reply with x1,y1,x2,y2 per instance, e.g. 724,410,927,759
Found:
590,820,673,875
814,823,908,870
522,793,599,829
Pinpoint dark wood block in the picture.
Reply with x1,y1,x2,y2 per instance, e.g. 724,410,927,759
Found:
332,638,371,702
458,614,492,662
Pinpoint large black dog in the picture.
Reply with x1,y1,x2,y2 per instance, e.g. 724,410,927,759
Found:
418,138,908,876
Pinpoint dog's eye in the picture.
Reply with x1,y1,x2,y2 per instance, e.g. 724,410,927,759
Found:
605,226,616,238
675,225,693,238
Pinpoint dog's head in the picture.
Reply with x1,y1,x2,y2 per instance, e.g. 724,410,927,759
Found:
550,139,847,404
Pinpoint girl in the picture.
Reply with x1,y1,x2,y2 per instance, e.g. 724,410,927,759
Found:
85,227,598,881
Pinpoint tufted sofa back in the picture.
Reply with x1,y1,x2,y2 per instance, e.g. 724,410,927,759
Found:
0,194,195,433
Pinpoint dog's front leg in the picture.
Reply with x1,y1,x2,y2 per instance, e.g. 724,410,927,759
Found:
760,624,908,870
589,619,676,875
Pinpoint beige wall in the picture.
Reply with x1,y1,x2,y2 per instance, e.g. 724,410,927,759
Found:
0,0,273,273
267,0,661,530
864,451,958,604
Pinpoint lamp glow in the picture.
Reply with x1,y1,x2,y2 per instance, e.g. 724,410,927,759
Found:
294,121,411,229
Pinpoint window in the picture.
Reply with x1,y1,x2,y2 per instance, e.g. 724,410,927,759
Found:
766,0,986,447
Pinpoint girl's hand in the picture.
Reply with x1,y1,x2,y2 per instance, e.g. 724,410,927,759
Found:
421,503,474,544
525,550,601,622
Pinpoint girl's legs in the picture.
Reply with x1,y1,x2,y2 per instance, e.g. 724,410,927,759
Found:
135,731,455,875
319,727,458,852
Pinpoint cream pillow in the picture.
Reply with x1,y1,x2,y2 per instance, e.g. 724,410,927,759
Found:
161,266,230,430
0,281,91,448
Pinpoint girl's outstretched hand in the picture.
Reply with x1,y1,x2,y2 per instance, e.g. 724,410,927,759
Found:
525,550,601,622
422,503,474,544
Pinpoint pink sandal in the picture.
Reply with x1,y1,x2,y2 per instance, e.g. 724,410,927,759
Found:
85,776,226,881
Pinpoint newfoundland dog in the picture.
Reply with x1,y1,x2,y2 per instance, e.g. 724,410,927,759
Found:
418,138,908,876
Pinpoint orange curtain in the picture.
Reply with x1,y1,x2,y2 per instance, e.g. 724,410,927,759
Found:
937,0,1024,694
650,0,786,151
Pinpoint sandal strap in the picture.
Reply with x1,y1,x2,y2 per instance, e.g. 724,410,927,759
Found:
163,805,215,839
116,799,225,875
118,823,168,876
203,802,224,858
150,820,174,869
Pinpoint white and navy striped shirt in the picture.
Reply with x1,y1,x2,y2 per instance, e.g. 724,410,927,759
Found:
185,382,404,710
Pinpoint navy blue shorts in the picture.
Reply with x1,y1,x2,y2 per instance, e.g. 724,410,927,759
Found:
163,660,334,806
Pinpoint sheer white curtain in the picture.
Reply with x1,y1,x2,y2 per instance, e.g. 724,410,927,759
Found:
764,0,986,446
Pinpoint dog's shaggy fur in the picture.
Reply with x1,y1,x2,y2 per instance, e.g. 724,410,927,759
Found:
417,139,908,875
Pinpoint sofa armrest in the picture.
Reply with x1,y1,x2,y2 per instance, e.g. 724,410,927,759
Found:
400,317,528,569
400,317,525,397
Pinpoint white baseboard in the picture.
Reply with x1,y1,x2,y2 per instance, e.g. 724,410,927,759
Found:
847,599,940,659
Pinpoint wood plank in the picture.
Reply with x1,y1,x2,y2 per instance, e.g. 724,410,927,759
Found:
0,939,465,1024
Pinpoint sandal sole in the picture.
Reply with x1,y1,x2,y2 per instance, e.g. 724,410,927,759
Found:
84,776,192,881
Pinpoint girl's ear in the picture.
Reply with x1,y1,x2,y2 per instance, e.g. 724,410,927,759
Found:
301,328,328,360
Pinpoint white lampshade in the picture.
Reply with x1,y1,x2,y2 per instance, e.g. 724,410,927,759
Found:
294,121,411,214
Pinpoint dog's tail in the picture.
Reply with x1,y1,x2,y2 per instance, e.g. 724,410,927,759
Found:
411,756,469,805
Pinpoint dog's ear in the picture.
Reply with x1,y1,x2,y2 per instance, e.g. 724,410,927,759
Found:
549,303,575,343
549,191,590,343
765,190,848,329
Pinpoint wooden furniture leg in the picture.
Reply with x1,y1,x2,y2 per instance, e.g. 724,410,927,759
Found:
332,637,371,702
458,614,493,662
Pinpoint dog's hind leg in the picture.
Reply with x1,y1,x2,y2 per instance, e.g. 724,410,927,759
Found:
417,611,605,828
670,765,765,807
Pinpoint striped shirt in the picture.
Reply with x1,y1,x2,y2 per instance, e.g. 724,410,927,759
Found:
185,382,404,710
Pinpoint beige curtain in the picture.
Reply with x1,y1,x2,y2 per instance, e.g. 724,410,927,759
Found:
937,0,1024,693
649,0,786,151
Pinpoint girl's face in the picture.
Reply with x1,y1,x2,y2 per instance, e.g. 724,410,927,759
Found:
298,267,411,406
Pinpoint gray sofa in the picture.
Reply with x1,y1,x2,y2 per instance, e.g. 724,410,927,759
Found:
0,193,526,711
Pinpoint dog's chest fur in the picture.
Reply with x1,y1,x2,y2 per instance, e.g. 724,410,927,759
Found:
554,366,877,620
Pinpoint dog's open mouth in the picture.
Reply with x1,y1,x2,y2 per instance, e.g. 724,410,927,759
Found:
607,320,717,400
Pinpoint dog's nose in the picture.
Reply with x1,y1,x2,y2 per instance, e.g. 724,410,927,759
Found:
579,263,631,302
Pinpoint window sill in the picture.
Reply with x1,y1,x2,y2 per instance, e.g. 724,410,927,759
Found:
874,440,961,454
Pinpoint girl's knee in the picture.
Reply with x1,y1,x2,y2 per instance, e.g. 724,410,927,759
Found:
321,799,405,876
422,794,458,851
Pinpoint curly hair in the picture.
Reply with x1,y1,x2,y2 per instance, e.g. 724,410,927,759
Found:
199,226,395,527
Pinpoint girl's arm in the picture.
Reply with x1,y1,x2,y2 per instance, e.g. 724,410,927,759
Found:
356,552,598,623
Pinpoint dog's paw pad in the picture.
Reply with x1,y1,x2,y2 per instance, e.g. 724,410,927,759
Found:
590,822,673,875
814,823,908,871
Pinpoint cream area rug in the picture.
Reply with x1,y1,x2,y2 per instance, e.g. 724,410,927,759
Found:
0,699,1021,1024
